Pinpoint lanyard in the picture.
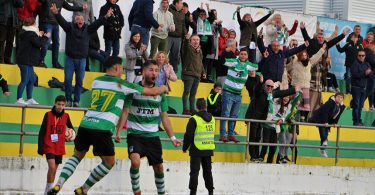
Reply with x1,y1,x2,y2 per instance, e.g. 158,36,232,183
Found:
53,116,60,134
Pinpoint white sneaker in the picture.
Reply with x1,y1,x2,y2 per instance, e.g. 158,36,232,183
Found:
323,140,328,147
26,98,39,105
319,149,328,158
16,98,28,105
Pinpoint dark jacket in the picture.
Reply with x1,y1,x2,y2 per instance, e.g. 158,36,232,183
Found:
89,31,100,50
336,41,364,67
99,1,124,40
128,0,159,30
301,27,345,57
245,82,296,120
237,10,271,46
37,106,74,155
346,32,363,43
365,47,375,70
168,4,186,38
0,74,9,93
245,75,261,99
350,59,371,88
182,41,205,78
257,35,306,82
183,110,214,157
310,96,345,124
185,11,196,34
217,50,236,77
55,13,106,58
38,0,82,25
16,29,49,66
207,89,222,117
0,0,23,26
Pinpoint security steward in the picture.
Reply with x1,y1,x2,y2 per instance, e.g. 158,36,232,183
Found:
183,98,215,195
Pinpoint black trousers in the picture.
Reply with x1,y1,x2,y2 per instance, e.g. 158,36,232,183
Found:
0,24,16,63
189,156,214,194
249,122,262,159
260,126,277,163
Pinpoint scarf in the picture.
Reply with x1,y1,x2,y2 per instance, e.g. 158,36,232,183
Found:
197,18,213,36
22,25,39,35
267,93,273,114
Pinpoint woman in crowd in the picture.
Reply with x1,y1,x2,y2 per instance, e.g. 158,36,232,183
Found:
265,13,298,47
154,51,177,92
363,32,375,48
124,32,148,83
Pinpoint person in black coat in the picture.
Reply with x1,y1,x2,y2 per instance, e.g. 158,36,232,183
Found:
0,74,10,96
365,45,375,109
336,34,364,93
216,38,237,85
88,30,109,72
99,0,124,57
245,78,299,161
16,17,49,105
245,71,262,100
310,93,345,157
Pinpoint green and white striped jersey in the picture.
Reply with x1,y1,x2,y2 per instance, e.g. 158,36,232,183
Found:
125,83,168,137
80,75,144,132
224,58,258,94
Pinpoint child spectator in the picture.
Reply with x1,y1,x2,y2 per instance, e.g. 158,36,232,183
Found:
0,74,10,96
37,95,75,194
218,28,229,56
99,0,124,57
310,93,345,157
16,17,49,105
183,98,215,195
207,82,222,117
125,32,148,83
154,51,177,91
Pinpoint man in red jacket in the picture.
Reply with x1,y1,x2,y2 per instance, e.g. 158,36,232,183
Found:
38,95,74,195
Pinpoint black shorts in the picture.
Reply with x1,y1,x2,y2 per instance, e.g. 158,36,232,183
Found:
74,127,115,156
46,153,63,164
127,134,163,166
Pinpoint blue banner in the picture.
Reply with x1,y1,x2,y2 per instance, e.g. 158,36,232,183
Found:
317,17,372,79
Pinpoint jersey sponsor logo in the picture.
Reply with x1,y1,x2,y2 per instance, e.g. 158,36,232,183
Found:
136,108,155,115
83,117,100,123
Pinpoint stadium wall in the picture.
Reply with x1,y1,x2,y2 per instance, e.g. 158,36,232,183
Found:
1,157,375,194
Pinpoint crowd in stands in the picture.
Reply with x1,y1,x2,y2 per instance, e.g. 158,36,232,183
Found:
1,0,375,163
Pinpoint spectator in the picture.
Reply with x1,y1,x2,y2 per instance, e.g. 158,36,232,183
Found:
245,70,262,100
125,32,148,83
88,30,109,72
236,6,272,63
287,44,326,117
336,34,364,94
363,32,375,48
228,29,236,39
38,0,85,68
0,74,11,96
245,79,298,162
37,95,74,194
315,21,339,42
346,25,363,43
310,93,345,157
181,34,206,115
182,2,196,34
183,98,215,195
218,28,229,56
50,3,112,107
99,0,124,57
365,45,375,110
16,17,49,105
150,0,175,59
216,38,237,86
351,50,372,126
207,82,222,117
219,49,258,143
0,0,23,64
264,13,298,47
257,30,307,83
129,0,162,45
153,51,177,91
167,0,185,73
16,0,40,21
321,52,340,93
67,0,94,24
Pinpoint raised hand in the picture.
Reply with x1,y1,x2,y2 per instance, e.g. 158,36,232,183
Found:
343,28,351,36
300,21,305,29
105,8,113,18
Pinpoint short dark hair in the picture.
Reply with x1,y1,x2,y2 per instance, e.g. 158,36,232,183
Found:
213,82,222,89
55,95,66,103
183,2,188,7
23,17,36,26
173,0,181,5
196,98,207,110
142,60,158,70
354,25,361,29
104,56,122,70
239,47,248,53
334,92,344,97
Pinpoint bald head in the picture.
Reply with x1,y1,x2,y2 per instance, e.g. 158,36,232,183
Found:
264,79,274,93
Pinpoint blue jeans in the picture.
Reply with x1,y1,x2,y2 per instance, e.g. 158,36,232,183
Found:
17,64,36,99
40,23,60,66
345,67,351,93
64,57,86,103
318,127,329,147
104,39,120,56
131,25,150,45
351,86,366,124
89,48,109,70
220,90,242,136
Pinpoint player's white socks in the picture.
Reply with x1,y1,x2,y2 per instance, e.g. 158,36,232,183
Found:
44,183,53,195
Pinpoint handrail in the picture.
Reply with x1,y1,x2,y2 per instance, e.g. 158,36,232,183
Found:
1,103,375,166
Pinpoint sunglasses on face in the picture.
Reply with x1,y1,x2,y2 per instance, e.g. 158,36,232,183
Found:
266,85,274,88
358,55,366,57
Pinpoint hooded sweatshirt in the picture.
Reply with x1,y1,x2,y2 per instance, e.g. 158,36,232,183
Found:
151,3,174,39
183,110,214,157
